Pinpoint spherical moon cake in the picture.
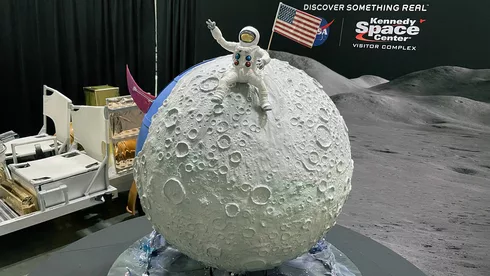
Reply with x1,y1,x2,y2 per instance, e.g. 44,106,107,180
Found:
134,56,353,272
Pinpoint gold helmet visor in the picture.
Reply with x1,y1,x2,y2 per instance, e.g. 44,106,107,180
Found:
240,31,256,43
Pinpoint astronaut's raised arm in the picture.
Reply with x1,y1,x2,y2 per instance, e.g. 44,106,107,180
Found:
211,27,238,53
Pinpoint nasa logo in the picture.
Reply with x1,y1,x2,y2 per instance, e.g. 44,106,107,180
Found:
313,18,335,46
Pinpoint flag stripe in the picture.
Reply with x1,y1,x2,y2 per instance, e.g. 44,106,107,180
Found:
297,10,321,21
297,8,321,20
272,3,320,48
276,20,317,40
274,28,312,48
275,24,316,44
274,23,315,45
296,11,322,26
295,13,321,27
274,25,315,45
293,17,320,31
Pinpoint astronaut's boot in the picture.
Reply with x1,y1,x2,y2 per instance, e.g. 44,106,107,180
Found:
211,89,226,104
258,92,272,111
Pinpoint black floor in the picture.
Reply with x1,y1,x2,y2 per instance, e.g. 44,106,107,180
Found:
0,192,139,276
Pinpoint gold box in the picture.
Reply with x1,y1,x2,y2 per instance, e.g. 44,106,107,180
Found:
84,85,120,106
0,181,38,216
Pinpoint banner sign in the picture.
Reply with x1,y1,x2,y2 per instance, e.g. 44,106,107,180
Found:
303,3,429,52
195,0,489,80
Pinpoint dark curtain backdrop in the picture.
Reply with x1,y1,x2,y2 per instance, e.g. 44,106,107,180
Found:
2,0,490,136
157,0,197,91
0,0,155,137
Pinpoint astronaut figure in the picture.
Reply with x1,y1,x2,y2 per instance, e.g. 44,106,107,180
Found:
206,19,272,111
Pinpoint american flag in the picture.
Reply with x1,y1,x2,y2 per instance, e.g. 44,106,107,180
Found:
272,3,322,48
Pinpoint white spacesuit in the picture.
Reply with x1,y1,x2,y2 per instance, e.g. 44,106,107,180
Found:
206,19,272,111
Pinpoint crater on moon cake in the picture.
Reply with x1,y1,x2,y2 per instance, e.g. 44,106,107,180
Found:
133,55,354,272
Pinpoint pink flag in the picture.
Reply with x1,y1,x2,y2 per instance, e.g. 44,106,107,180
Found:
126,65,155,113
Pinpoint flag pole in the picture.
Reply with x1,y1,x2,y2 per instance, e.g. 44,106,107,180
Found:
267,33,275,52
154,0,158,96
267,2,282,51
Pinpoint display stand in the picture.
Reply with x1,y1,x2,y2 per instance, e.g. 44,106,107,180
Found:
0,105,120,236
0,187,117,236
27,217,427,276
107,231,362,276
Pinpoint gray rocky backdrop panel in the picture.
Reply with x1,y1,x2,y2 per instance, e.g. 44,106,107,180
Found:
191,1,490,275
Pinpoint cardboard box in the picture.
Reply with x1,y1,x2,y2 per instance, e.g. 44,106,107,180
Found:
84,85,120,106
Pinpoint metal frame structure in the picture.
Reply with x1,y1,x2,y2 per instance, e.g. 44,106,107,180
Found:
0,103,122,236
0,186,117,236
4,86,71,165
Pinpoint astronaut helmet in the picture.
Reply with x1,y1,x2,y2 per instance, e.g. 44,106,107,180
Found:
238,26,260,47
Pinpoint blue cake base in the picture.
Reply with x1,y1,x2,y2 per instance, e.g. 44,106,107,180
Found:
107,230,362,276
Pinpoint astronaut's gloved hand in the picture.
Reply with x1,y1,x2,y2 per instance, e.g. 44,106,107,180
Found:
256,59,266,70
206,19,216,31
